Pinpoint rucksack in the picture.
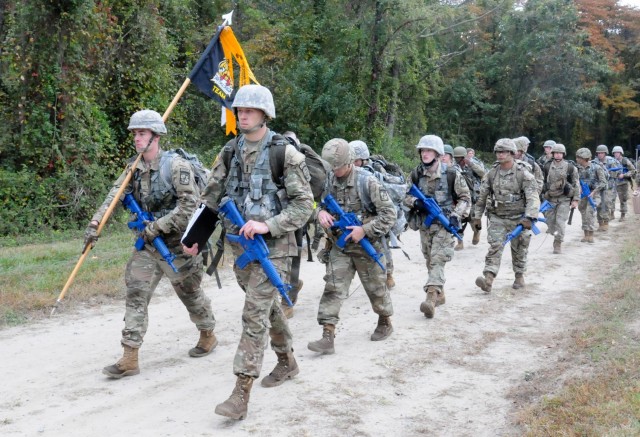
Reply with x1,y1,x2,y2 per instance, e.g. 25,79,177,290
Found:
159,148,211,195
221,134,329,202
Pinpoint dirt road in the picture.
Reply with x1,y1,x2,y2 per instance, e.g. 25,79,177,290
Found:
0,212,634,436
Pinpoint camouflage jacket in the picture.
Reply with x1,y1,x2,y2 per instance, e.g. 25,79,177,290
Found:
200,129,314,258
577,161,607,196
322,166,397,241
542,160,580,202
405,160,471,219
92,148,199,247
474,161,540,221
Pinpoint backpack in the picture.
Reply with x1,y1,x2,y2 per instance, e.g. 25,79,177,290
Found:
159,148,211,195
458,168,478,204
221,134,329,202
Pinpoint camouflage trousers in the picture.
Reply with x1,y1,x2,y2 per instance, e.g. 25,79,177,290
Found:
121,247,214,348
544,197,571,242
316,240,393,326
483,215,531,277
597,187,614,222
419,223,455,290
616,182,631,214
578,194,599,231
382,235,395,275
232,256,292,378
607,184,617,216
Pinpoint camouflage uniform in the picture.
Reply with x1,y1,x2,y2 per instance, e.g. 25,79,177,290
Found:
200,129,313,378
577,160,607,232
316,166,396,327
92,149,215,348
612,155,637,216
594,154,618,223
473,161,539,278
542,160,580,243
405,161,471,292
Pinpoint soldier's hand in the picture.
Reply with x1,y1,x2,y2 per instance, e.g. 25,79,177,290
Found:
471,218,482,232
317,210,334,229
143,222,160,245
449,215,460,230
519,217,533,230
413,199,429,213
570,200,579,209
83,221,99,250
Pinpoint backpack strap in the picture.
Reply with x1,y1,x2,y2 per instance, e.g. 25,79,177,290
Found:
446,165,458,201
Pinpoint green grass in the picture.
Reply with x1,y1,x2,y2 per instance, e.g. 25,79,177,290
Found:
0,224,133,326
517,238,640,436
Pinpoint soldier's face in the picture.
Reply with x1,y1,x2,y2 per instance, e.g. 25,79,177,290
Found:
553,152,564,161
353,159,364,167
132,129,156,152
236,107,265,130
333,164,351,178
597,152,606,160
495,150,512,164
420,149,437,164
544,146,552,155
515,150,523,159
614,152,622,159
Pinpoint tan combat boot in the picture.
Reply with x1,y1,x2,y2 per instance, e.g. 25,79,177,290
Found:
102,345,140,379
475,272,495,293
189,329,218,357
601,220,609,231
386,273,396,289
214,374,254,420
419,286,439,318
553,240,562,254
436,288,446,306
371,315,393,341
454,240,464,251
512,273,525,290
261,352,299,387
472,229,481,245
581,230,588,243
307,324,335,354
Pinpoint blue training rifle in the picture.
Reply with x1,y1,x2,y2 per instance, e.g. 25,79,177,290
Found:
218,198,293,307
408,184,463,241
579,180,597,211
502,199,554,247
321,193,386,271
122,193,178,273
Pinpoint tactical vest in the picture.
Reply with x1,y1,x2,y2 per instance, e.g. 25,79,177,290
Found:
133,151,177,219
414,163,454,214
487,162,527,217
579,162,600,190
224,132,286,230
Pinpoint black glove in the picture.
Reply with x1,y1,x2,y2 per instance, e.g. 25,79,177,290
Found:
519,217,533,230
449,216,460,230
83,222,99,249
143,222,160,245
413,199,428,213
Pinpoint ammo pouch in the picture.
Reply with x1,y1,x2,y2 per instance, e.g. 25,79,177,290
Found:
562,183,574,197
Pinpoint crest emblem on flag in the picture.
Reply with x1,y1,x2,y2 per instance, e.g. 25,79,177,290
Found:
211,60,233,99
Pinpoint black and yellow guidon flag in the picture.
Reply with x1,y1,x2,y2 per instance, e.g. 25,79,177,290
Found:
189,25,258,135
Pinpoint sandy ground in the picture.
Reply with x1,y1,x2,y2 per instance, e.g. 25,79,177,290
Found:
1,208,637,437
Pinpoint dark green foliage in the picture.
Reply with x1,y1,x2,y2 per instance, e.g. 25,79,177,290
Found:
0,0,638,237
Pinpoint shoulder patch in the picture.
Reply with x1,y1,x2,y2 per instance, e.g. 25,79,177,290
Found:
299,160,311,182
179,170,190,185
380,189,390,202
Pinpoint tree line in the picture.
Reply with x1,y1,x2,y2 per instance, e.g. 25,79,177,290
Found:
1,0,639,236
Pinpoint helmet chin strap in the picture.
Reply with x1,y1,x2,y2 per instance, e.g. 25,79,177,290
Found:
421,157,437,169
137,133,158,158
239,116,266,134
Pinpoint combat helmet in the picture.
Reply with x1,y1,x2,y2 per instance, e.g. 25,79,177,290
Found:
232,84,276,119
543,140,556,148
416,135,444,156
494,138,517,153
552,144,566,155
349,140,370,160
453,146,467,158
576,148,592,160
128,110,167,135
322,138,353,169
513,137,529,152
611,146,624,155
596,144,608,154
444,144,454,157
